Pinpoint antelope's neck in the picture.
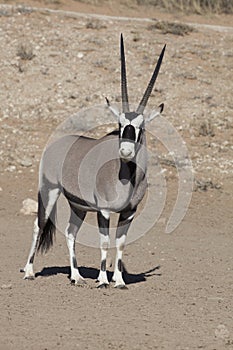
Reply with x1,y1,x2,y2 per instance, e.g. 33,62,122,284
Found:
119,134,147,186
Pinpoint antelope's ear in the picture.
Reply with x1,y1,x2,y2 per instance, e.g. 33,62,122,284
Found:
145,103,164,124
105,97,120,119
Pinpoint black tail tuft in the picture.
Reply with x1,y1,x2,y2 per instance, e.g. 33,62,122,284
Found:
37,193,57,254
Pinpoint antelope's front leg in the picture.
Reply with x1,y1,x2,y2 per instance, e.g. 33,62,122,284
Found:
97,210,110,288
113,209,136,289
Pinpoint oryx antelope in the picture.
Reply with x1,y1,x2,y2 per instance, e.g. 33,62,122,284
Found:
21,34,166,289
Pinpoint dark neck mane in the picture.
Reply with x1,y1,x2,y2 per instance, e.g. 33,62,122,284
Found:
119,160,136,186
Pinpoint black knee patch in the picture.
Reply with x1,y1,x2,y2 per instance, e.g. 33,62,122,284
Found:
101,259,106,271
118,259,123,272
29,254,35,264
72,257,78,269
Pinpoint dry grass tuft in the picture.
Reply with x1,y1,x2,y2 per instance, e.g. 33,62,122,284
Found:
136,0,233,14
16,43,35,61
73,0,103,4
86,20,107,29
194,179,221,191
198,120,215,137
148,20,195,35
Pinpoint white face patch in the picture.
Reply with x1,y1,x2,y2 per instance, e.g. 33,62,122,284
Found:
131,115,143,141
119,113,130,127
135,127,141,142
119,113,143,127
119,113,144,139
131,114,144,128
119,141,135,161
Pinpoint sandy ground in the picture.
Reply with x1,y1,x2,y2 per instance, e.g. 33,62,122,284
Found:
0,1,233,349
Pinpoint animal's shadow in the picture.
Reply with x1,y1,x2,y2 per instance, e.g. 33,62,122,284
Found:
35,265,161,285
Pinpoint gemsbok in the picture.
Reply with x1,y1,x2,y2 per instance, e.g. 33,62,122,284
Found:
21,34,166,289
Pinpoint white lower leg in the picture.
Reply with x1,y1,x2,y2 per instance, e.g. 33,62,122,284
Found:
113,235,126,287
97,234,109,286
23,219,39,279
66,229,85,284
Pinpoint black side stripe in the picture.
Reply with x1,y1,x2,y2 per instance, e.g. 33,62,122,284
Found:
101,259,106,271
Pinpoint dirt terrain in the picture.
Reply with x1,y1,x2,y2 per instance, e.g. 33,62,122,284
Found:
0,1,233,349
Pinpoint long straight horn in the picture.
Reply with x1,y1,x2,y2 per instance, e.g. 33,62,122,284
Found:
121,34,130,113
136,44,166,114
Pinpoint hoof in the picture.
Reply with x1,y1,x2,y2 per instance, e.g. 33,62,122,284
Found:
97,283,109,289
23,275,35,281
71,278,86,286
20,268,25,273
114,284,128,290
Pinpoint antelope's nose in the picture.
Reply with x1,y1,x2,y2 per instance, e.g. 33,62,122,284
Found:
120,148,132,158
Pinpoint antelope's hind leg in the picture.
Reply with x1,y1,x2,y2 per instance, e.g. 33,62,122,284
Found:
21,188,60,280
65,208,86,285
21,218,40,280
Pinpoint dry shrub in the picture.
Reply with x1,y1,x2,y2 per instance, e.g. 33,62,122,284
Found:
198,120,215,137
73,0,103,4
86,20,107,29
136,0,233,14
194,179,221,191
148,20,195,35
44,0,62,4
17,43,35,61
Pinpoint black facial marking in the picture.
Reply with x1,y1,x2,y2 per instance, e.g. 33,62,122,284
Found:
122,125,136,141
101,259,106,271
124,112,139,121
137,128,143,143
